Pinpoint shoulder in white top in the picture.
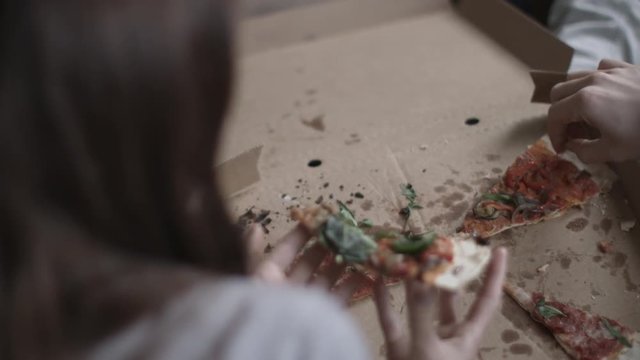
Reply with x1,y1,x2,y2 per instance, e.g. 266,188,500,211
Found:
548,0,640,71
87,279,371,360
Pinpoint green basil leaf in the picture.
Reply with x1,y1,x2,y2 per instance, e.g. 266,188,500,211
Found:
401,183,417,204
374,231,399,240
602,319,633,348
482,193,514,204
399,206,411,219
473,200,501,220
391,232,436,254
337,200,358,227
536,299,566,319
322,215,377,263
358,219,373,228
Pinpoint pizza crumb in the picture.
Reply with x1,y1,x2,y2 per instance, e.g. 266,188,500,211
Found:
264,243,274,254
237,208,272,234
597,240,614,254
537,264,549,273
620,218,636,232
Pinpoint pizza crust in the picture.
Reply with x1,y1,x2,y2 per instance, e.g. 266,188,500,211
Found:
618,333,640,360
476,207,567,239
433,234,491,290
539,135,617,192
555,328,639,360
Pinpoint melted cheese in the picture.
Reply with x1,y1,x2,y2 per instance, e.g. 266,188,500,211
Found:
433,234,491,290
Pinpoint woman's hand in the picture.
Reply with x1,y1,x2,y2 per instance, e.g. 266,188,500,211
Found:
246,224,508,360
244,223,370,303
373,247,508,360
548,59,640,163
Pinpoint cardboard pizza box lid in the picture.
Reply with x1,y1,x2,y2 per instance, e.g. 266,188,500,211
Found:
219,1,640,359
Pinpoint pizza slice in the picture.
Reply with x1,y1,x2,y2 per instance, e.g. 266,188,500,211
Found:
291,201,491,291
504,282,639,360
461,136,615,239
332,268,402,304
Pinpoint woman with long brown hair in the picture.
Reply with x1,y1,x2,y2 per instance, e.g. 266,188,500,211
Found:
0,1,507,359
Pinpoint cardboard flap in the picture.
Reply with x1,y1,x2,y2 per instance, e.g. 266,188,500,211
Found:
216,146,262,197
530,70,567,103
454,0,573,72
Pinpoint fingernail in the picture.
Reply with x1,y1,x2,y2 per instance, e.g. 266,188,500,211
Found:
494,247,508,257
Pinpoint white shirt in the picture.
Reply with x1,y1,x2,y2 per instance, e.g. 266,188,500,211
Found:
548,0,640,71
87,279,370,360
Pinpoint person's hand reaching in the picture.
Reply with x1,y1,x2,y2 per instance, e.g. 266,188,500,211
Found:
548,59,640,163
373,248,508,360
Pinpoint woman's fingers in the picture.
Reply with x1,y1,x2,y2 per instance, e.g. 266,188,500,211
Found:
249,224,288,282
406,280,439,355
547,92,591,153
436,290,459,339
307,254,343,287
374,277,407,360
565,138,611,164
265,224,311,269
550,74,595,102
245,224,266,272
552,59,631,103
458,247,507,347
332,271,374,306
566,70,593,81
287,242,330,283
598,58,632,70
253,261,287,283
255,224,313,283
438,290,457,327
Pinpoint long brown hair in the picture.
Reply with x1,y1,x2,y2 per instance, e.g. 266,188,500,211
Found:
0,0,244,358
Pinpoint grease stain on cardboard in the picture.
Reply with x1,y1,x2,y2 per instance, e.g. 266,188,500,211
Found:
565,217,588,232
509,343,533,356
301,115,325,131
501,329,520,344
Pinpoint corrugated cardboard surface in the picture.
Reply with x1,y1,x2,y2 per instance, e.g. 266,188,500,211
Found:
223,3,640,359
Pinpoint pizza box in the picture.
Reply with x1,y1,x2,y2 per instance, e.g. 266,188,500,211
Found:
219,0,640,358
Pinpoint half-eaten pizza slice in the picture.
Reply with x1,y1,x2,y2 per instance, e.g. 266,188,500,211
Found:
291,201,491,291
504,282,639,360
461,136,615,239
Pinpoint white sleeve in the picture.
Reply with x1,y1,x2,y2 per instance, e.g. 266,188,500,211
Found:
86,279,371,360
548,0,640,71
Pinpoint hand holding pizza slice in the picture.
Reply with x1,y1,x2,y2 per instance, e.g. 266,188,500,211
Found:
291,200,491,291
